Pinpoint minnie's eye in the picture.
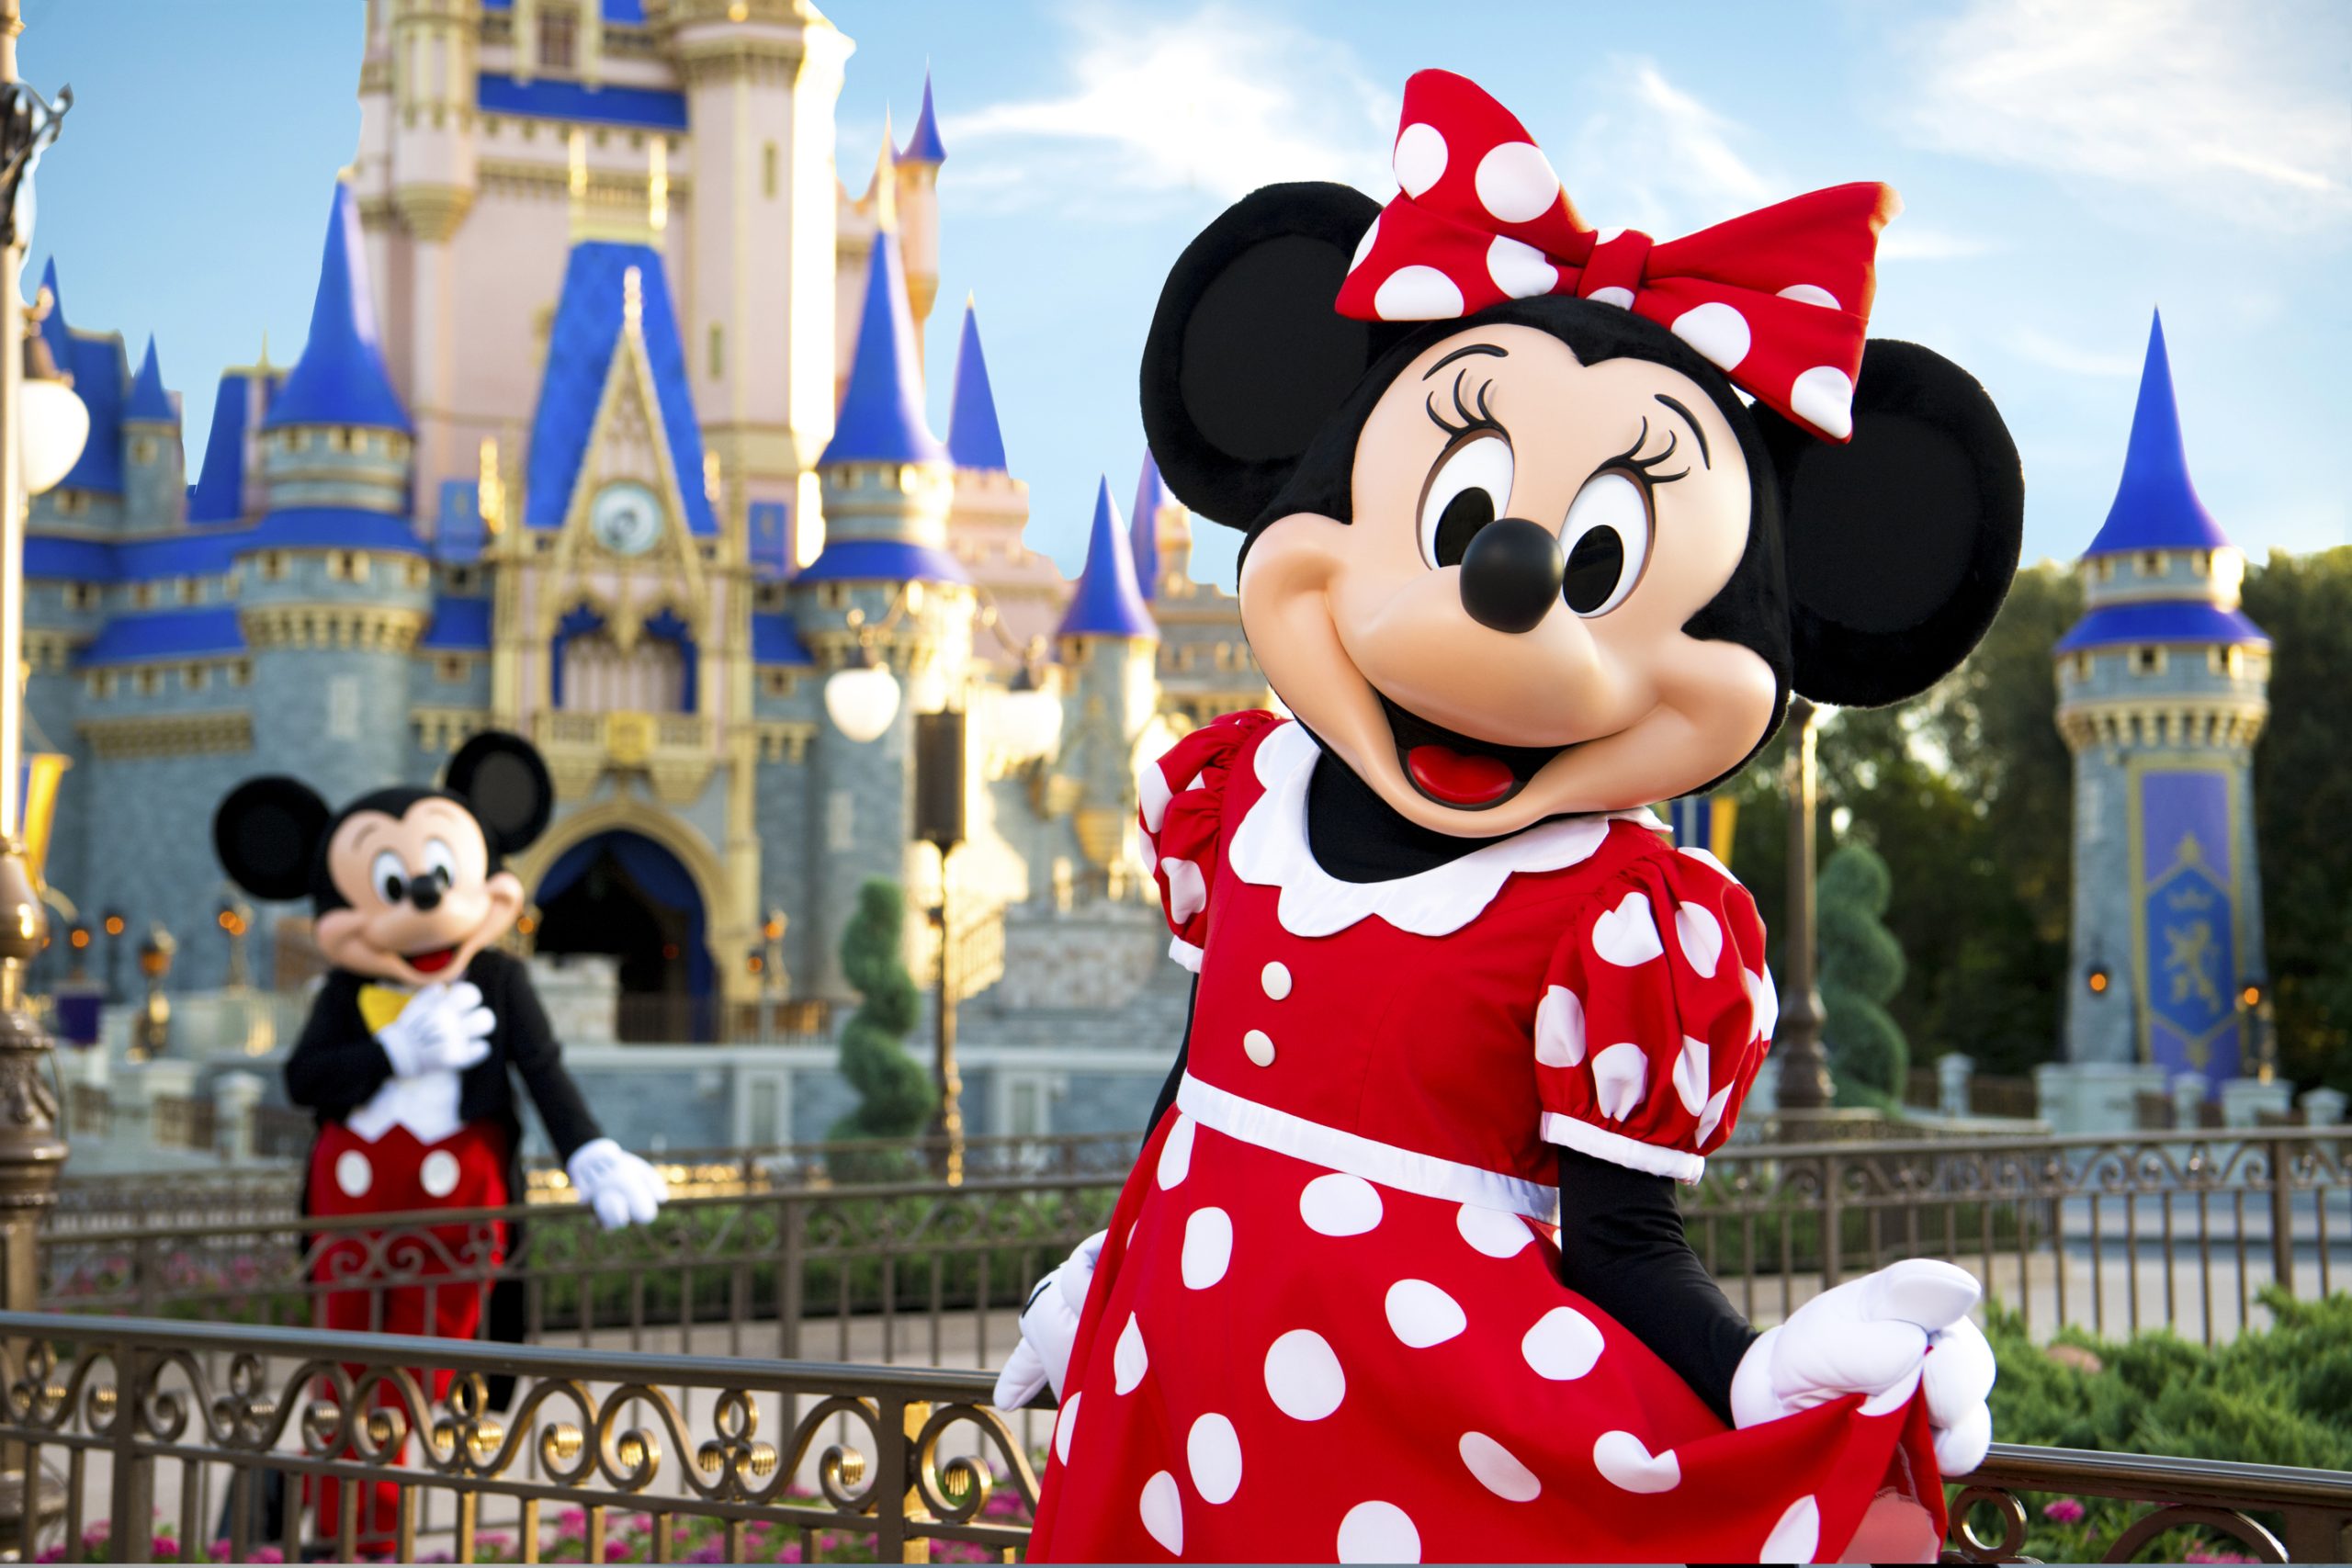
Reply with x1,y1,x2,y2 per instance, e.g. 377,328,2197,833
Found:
1560,471,1654,616
1417,434,1514,570
370,851,408,906
423,838,458,887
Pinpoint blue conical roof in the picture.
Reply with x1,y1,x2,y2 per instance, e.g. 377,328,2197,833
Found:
265,181,411,434
899,72,947,164
34,258,69,369
1058,477,1156,639
187,371,257,522
820,228,945,467
1130,449,1174,600
945,299,1007,472
2082,311,2229,557
125,336,175,423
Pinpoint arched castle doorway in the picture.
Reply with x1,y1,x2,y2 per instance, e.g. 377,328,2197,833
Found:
530,830,713,1043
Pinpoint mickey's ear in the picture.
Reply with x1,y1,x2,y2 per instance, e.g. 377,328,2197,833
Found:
445,731,555,855
1141,182,1397,528
214,777,332,902
1756,339,2023,707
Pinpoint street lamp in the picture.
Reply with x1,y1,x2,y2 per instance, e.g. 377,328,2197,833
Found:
100,905,124,1003
914,708,967,1185
217,896,253,990
1773,696,1835,1113
130,923,175,1061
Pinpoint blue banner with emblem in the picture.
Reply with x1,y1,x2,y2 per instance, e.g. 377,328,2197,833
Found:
1668,794,1737,870
2135,769,2243,1089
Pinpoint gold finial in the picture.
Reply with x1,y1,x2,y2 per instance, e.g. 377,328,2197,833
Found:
255,331,272,373
867,111,898,231
622,265,644,330
648,135,669,235
479,437,505,535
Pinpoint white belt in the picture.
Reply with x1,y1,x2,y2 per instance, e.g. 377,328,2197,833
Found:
1175,1073,1558,1223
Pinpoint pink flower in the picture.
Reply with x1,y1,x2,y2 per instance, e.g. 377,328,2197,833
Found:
2041,1498,2086,1524
250,1551,287,1565
558,1507,589,1536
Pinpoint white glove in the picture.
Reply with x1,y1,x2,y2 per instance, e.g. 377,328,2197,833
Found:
992,1231,1107,1410
1730,1258,1997,1476
566,1138,669,1230
375,982,494,1077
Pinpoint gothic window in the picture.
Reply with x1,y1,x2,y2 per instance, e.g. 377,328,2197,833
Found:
553,607,692,715
135,668,160,697
2132,645,2165,675
176,578,201,605
538,7,577,70
182,663,208,692
131,583,156,610
260,552,288,582
2136,550,2165,578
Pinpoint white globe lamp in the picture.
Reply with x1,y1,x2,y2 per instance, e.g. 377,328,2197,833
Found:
824,660,901,743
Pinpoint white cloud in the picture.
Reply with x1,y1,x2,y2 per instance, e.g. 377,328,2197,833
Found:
1896,0,2352,231
2008,327,2142,378
1562,59,1779,235
1878,224,1995,263
944,5,1394,217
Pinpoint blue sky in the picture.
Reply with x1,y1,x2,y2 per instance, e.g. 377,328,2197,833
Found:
19,0,2350,585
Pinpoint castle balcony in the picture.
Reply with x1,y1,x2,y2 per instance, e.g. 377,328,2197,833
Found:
532,706,716,804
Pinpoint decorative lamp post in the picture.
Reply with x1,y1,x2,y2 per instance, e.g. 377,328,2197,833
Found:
1773,697,1835,1114
0,17,76,1543
823,608,902,743
100,905,124,1003
762,908,788,1037
914,708,967,1185
2239,976,2273,1084
130,923,175,1061
217,897,253,990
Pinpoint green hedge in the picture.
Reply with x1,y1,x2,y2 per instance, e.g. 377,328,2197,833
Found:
1970,1287,2352,1561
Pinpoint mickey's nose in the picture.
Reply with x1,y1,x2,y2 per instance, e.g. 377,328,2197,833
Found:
1458,516,1564,634
408,872,447,913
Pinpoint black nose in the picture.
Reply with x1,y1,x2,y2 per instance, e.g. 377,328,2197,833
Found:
1458,516,1564,634
409,874,445,913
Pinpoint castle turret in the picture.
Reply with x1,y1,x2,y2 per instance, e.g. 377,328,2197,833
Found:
893,72,946,344
2055,311,2270,1095
1129,449,1191,599
665,0,852,574
797,223,968,996
1057,477,1159,876
943,299,1058,667
243,178,431,808
29,260,130,531
185,367,277,525
120,337,185,527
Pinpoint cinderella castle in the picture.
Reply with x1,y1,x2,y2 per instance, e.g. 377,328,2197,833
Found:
22,0,1264,1023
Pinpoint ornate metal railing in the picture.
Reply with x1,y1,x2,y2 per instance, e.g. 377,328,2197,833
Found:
0,1314,2347,1563
1948,1444,2352,1563
0,1311,1035,1564
36,1128,2349,1354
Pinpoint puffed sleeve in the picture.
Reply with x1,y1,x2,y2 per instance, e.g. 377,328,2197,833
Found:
1138,709,1281,972
1534,846,1780,1182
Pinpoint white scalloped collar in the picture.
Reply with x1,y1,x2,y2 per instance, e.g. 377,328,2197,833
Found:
1228,720,1663,939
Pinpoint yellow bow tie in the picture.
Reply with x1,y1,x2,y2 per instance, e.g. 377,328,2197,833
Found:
358,985,414,1036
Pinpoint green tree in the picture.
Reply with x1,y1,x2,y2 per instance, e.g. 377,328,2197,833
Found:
831,879,935,1140
1817,840,1909,1098
2243,547,2352,1093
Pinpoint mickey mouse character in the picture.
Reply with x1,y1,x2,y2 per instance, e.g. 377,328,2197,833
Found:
996,73,2016,1564
215,731,666,1549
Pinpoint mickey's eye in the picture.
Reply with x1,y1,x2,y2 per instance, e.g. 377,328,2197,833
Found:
370,851,408,906
1559,471,1654,616
422,838,458,888
1417,434,1514,570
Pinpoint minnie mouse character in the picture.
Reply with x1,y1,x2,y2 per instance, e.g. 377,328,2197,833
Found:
214,731,666,1549
996,72,2016,1563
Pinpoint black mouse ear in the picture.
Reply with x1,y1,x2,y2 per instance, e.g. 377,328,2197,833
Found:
214,777,333,903
1755,339,2024,707
445,731,555,856
1141,182,1398,529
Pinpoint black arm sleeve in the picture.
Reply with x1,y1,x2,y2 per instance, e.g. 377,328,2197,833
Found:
1145,978,1199,1134
282,974,396,1117
495,958,605,1161
1554,1147,1758,1426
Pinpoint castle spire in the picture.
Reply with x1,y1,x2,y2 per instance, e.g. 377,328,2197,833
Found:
820,227,944,468
1129,450,1174,600
945,298,1007,473
864,110,899,230
265,180,411,433
124,335,175,424
1058,477,1156,639
898,70,947,165
2083,310,2229,558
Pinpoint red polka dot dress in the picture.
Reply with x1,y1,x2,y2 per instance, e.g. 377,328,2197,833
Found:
1025,712,1944,1563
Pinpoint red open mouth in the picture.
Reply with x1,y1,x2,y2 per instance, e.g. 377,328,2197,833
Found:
1377,693,1570,811
405,945,460,976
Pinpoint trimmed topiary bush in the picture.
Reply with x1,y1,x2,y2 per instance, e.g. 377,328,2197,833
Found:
1818,839,1909,1099
831,879,934,1145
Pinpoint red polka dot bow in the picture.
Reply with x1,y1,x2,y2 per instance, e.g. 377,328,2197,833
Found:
1334,69,1901,442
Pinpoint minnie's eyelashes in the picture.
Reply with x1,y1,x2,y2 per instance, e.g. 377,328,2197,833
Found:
1611,416,1690,486
1426,368,1505,441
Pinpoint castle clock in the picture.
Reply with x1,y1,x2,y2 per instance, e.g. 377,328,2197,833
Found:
591,481,663,557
